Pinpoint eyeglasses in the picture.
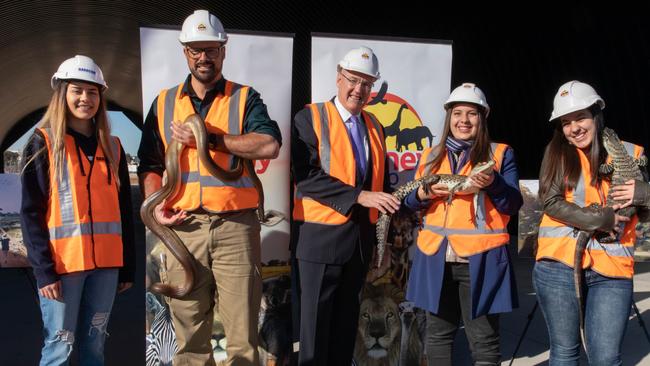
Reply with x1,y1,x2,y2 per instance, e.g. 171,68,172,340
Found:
339,71,374,90
185,45,224,59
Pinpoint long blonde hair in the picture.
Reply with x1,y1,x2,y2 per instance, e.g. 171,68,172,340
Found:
24,81,120,190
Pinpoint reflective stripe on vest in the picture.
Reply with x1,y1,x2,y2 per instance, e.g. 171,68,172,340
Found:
50,221,123,240
40,128,123,274
416,143,511,257
292,101,385,224
536,141,641,278
157,81,258,212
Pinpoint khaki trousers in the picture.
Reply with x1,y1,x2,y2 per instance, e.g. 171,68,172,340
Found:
162,209,262,366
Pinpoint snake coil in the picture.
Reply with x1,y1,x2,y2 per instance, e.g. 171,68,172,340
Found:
141,114,271,299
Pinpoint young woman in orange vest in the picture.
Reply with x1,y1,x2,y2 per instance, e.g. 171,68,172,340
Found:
535,80,649,365
404,83,523,366
20,55,135,365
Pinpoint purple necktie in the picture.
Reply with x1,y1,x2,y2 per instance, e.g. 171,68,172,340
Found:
346,115,366,179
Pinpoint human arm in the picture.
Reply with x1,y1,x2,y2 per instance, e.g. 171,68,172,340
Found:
610,154,650,222
610,154,650,209
137,99,187,226
542,174,617,232
117,144,134,292
292,108,360,215
356,152,400,214
171,88,281,160
292,108,400,215
479,147,524,216
20,130,59,290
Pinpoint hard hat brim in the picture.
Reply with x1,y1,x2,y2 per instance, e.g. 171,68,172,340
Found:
51,77,108,91
444,100,490,116
549,99,605,121
338,64,380,79
179,35,228,44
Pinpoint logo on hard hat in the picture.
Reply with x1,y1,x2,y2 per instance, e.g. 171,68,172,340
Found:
560,90,569,97
361,53,370,60
78,67,96,75
197,23,206,31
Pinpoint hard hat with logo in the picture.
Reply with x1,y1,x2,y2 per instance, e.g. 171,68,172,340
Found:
179,10,228,44
51,55,107,90
549,80,605,121
338,46,380,79
444,82,490,116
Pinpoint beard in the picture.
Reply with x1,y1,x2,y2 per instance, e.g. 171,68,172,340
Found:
190,61,220,84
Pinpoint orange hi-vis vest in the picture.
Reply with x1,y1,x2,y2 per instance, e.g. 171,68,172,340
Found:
536,142,643,279
293,101,386,225
39,128,123,275
157,80,258,213
415,143,511,256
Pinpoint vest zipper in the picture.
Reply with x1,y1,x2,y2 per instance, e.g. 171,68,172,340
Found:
84,147,98,269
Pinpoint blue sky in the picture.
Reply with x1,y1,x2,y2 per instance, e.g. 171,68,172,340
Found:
8,111,142,156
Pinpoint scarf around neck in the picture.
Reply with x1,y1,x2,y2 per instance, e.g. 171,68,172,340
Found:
445,136,473,174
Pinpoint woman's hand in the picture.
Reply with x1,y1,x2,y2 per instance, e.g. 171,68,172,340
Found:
39,281,62,301
468,171,495,189
610,179,635,209
601,203,632,240
418,183,451,201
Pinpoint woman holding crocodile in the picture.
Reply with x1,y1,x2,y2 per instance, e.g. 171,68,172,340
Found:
404,82,523,365
536,80,650,365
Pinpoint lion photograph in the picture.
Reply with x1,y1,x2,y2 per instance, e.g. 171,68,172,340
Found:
353,284,422,366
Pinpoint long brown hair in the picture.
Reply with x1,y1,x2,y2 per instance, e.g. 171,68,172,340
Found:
22,81,120,190
425,104,492,172
538,106,605,199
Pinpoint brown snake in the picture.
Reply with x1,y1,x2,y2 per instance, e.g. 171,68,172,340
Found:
141,114,272,299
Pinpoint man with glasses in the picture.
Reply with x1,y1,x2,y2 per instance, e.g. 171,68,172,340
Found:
137,9,281,366
291,46,399,365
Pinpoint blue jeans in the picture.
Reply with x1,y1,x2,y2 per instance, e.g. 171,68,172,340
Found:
533,260,632,366
39,268,118,366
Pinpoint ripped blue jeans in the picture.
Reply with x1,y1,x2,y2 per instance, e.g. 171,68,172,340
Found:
38,268,118,366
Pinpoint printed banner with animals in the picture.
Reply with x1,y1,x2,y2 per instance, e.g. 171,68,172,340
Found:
140,27,294,365
311,34,453,365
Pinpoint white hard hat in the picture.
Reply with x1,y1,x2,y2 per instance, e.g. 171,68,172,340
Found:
51,55,107,90
549,80,605,121
179,10,228,44
338,46,380,79
444,83,490,116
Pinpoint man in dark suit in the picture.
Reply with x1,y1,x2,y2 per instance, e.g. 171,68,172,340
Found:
290,46,400,366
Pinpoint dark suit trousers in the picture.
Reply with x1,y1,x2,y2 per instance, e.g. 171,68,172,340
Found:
295,242,366,366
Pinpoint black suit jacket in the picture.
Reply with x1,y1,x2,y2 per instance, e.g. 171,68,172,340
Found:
290,103,391,265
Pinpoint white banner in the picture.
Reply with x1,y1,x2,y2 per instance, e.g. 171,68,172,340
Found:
311,34,452,187
140,27,293,262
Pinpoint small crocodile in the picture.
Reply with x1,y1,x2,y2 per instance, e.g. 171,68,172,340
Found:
375,160,495,267
572,127,646,350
